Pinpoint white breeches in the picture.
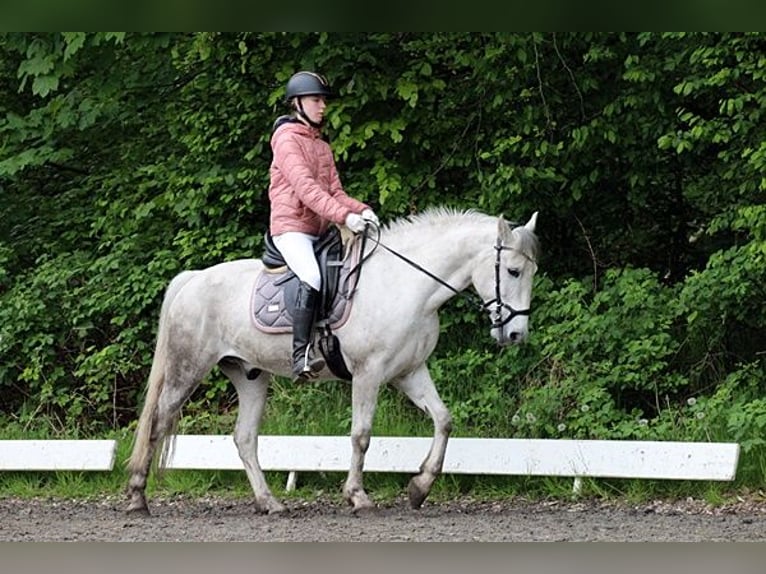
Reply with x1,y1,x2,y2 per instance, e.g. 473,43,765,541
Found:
271,231,322,290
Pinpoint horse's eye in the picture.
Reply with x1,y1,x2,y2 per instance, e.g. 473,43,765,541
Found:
507,268,521,279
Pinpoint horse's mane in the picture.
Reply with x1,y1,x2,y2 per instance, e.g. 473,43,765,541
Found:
382,207,488,236
381,206,540,261
382,207,539,261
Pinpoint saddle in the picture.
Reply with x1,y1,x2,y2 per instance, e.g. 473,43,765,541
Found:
251,226,363,380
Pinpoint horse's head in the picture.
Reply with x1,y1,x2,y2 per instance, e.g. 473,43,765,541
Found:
472,212,539,346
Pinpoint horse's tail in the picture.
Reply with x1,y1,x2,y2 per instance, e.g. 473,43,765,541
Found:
127,270,196,476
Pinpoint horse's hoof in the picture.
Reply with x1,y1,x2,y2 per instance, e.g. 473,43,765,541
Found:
351,501,376,514
126,504,151,517
407,480,428,509
257,498,287,514
125,492,151,516
348,492,376,513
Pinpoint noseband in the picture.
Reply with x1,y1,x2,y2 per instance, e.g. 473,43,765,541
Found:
365,229,533,329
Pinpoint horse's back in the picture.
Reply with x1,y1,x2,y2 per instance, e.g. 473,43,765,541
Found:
201,258,264,274
174,258,263,281
163,258,263,313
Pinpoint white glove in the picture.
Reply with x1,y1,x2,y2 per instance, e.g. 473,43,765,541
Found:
345,212,367,233
361,208,380,226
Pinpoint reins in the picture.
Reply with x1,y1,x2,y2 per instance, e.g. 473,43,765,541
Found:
352,222,533,329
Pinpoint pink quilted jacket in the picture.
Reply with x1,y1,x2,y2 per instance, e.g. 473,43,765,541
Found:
268,120,369,236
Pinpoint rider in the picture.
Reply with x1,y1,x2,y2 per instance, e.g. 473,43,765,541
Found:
268,70,379,381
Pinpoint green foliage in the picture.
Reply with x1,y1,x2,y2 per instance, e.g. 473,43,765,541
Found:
429,348,513,434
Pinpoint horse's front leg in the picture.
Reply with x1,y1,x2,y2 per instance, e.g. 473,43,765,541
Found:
393,364,452,509
225,368,286,514
343,374,382,512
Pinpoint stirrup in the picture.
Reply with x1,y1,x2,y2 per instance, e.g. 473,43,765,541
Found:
293,353,325,382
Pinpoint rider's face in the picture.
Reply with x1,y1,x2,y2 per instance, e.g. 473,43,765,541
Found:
298,95,327,125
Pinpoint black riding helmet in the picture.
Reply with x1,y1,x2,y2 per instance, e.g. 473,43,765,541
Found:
284,71,332,103
283,71,333,129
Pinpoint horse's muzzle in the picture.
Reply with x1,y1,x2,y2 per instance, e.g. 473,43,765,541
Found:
492,327,527,346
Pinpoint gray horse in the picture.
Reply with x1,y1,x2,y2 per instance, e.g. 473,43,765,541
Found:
127,208,539,514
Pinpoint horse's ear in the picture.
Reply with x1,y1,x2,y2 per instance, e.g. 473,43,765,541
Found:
497,215,512,241
524,211,538,233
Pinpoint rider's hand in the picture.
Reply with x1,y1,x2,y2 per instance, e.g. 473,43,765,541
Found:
361,209,380,227
345,212,367,233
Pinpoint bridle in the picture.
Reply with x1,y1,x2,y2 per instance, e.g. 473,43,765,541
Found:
484,236,535,329
359,223,534,330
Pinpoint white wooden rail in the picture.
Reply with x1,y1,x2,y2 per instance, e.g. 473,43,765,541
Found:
163,435,740,492
0,439,117,471
0,436,740,495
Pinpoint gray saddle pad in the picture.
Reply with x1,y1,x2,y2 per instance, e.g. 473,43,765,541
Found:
251,236,361,334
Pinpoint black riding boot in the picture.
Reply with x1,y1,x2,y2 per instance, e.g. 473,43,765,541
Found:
292,281,326,381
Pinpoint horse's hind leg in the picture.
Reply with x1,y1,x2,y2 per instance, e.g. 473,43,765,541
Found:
127,365,208,514
392,364,453,509
220,363,286,514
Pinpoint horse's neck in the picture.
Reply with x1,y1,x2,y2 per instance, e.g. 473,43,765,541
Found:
380,220,493,310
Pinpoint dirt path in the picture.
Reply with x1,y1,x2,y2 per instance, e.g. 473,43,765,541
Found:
3,494,766,541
